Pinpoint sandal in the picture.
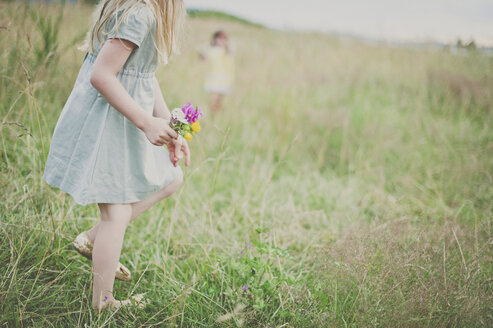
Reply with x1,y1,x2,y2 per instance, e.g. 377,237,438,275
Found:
73,231,132,282
94,293,149,311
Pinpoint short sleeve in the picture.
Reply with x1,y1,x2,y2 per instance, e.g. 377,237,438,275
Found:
107,6,155,48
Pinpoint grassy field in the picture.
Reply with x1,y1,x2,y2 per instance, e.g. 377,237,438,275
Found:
1,2,492,327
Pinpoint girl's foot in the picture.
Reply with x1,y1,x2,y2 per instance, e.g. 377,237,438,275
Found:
94,294,149,311
73,231,132,282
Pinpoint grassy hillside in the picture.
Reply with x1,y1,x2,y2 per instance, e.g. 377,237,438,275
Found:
1,2,492,327
186,9,264,28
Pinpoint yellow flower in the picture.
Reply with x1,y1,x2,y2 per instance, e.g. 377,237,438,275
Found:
191,121,201,132
184,133,193,141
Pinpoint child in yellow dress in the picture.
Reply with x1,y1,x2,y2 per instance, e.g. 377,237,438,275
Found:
200,30,235,113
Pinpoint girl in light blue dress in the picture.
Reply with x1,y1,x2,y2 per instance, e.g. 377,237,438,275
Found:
43,0,188,310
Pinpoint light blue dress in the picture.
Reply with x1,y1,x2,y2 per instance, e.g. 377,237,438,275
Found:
43,5,181,205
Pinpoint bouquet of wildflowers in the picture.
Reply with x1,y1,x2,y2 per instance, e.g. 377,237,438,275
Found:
170,102,203,141
169,103,202,161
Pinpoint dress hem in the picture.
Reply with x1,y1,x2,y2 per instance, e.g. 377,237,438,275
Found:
43,174,176,206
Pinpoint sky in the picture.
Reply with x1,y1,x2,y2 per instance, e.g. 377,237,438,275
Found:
185,0,493,46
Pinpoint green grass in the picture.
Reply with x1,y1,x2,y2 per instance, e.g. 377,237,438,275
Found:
1,2,492,327
186,9,264,28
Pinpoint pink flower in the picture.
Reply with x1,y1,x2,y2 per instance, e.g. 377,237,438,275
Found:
242,285,248,291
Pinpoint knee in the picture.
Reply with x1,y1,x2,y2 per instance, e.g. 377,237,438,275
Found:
157,170,183,200
99,204,132,227
173,169,184,188
168,170,184,194
105,213,131,228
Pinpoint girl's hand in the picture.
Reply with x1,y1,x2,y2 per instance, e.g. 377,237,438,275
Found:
173,136,184,162
143,117,178,146
167,136,190,167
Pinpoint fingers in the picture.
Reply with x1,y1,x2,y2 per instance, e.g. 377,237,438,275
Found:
153,138,166,147
182,140,191,167
166,141,179,167
167,133,178,143
173,137,183,159
168,146,175,165
145,117,179,146
174,136,183,146
163,136,191,167
166,127,178,141
170,151,177,166
165,142,177,166
157,121,178,144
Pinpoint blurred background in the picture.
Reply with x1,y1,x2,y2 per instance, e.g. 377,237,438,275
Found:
187,0,493,47
1,0,492,326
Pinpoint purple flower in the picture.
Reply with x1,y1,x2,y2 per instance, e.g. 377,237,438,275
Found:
181,102,193,113
181,103,203,124
104,296,108,300
242,285,248,291
246,243,251,249
239,251,243,255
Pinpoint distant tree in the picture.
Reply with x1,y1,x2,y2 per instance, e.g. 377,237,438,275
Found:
465,40,477,51
456,38,477,52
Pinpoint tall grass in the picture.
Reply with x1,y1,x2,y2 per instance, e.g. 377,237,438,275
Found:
1,2,492,327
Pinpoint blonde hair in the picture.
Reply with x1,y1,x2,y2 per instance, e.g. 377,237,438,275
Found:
81,0,185,63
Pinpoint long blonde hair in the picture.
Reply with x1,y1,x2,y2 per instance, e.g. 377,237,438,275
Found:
81,0,185,63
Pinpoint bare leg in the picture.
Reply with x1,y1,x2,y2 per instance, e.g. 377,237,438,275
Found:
129,171,183,220
92,203,131,309
210,93,224,113
91,174,183,309
86,173,183,244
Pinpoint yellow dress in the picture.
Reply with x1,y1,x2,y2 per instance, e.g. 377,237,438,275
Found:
204,46,234,94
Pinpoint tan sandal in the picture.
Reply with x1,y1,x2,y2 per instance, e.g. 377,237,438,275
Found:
73,231,131,282
94,293,149,311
